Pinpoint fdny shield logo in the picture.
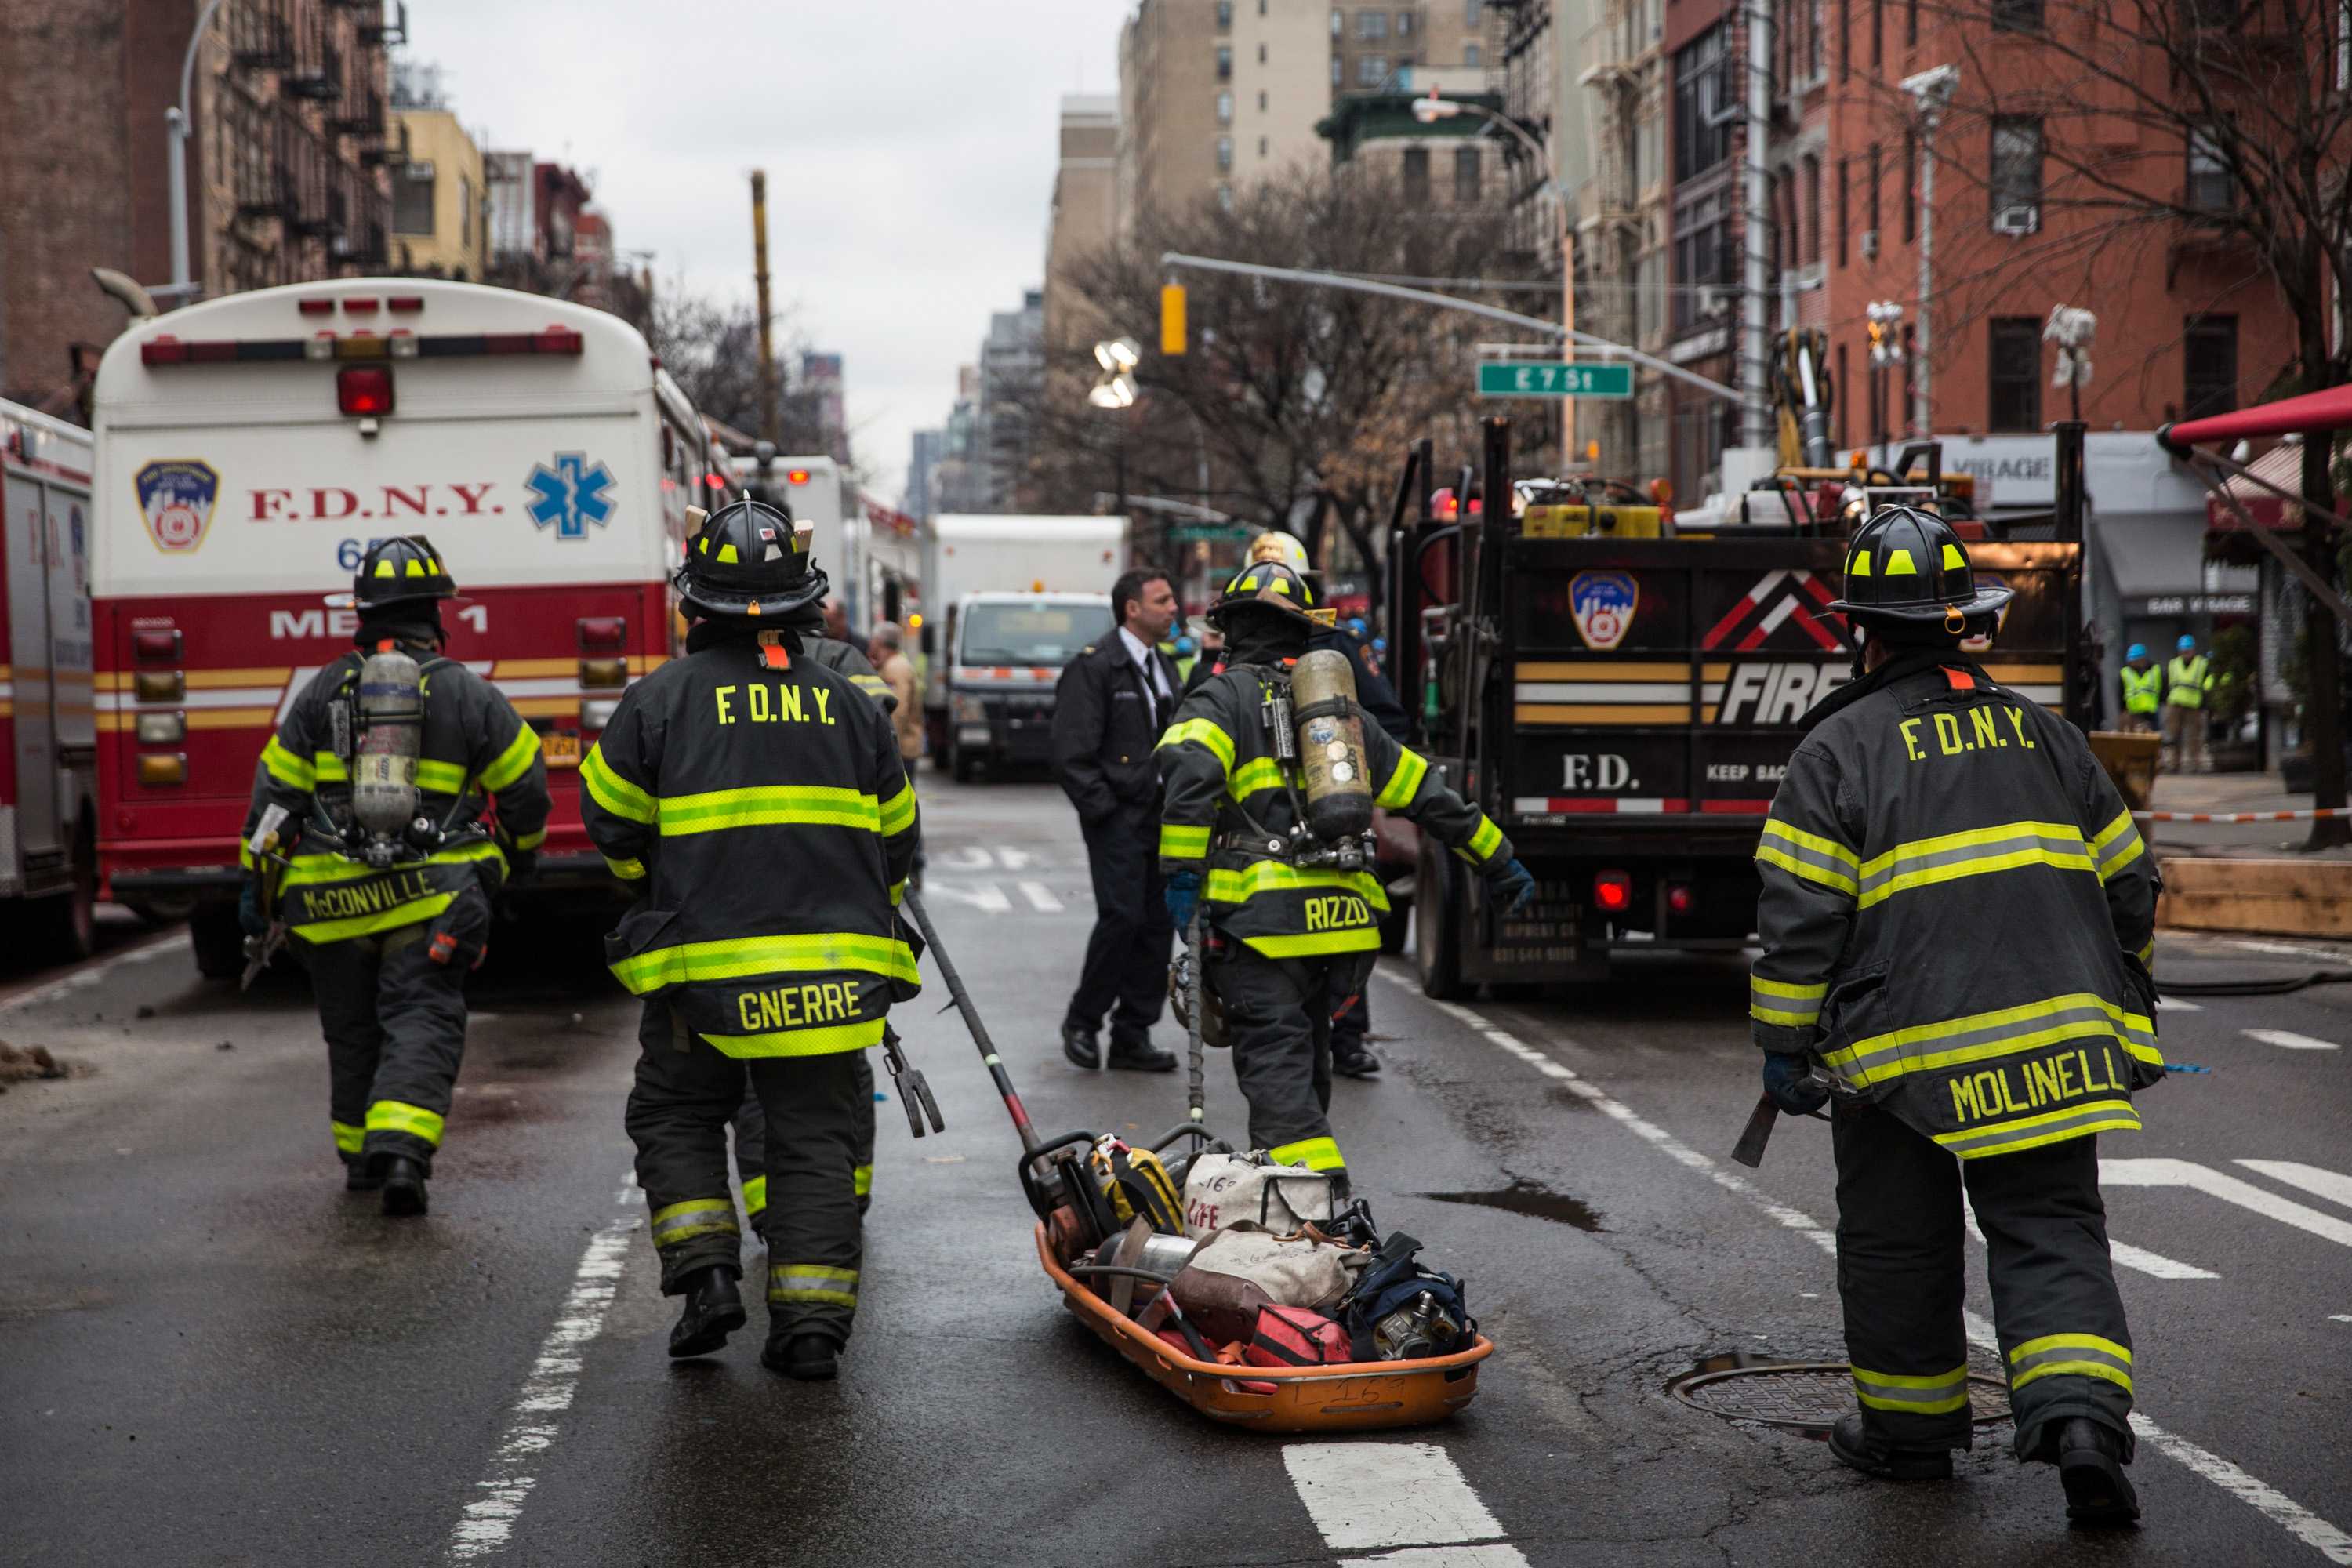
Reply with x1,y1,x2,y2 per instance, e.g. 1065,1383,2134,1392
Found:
134,459,220,554
1569,569,1639,652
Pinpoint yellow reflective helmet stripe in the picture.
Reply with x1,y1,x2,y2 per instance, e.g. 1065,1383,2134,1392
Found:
479,724,545,792
1941,543,1967,570
1883,548,1918,575
365,1099,445,1148
1847,550,1871,577
581,744,657,824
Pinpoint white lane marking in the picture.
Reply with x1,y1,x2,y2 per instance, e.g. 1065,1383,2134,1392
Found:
1282,1442,1522,1563
2238,1160,2352,1213
1016,880,1064,913
2243,1029,2341,1052
2157,995,2202,1012
1376,967,2352,1565
2103,1158,2352,1250
2108,1240,2223,1280
919,880,1011,915
996,844,1037,869
0,929,191,1015
2331,1315,2352,1324
447,1174,639,1561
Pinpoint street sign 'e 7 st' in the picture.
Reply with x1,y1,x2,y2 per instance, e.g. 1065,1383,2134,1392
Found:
1477,361,1633,399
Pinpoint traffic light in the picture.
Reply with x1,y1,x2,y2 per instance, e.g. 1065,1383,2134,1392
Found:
1160,283,1188,357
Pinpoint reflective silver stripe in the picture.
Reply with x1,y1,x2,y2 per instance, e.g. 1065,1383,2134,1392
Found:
768,1263,858,1306
1835,999,2115,1083
649,1198,739,1247
1856,822,2092,906
1755,822,1859,895
2009,1340,2131,1384
1935,1098,2141,1156
1850,1366,1969,1410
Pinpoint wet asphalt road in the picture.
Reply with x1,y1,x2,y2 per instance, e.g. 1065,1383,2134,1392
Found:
2,777,2348,1566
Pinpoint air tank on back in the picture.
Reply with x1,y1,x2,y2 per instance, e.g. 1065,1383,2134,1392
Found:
350,644,426,841
1290,647,1374,842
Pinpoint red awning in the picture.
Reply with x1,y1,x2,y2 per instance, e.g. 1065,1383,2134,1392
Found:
2207,442,2307,532
2168,383,2352,447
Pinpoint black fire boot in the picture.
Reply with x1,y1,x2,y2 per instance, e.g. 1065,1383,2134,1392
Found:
1331,1040,1382,1078
761,1330,839,1382
1061,1025,1102,1070
1828,1413,1955,1481
343,1162,385,1193
379,1156,429,1217
2055,1417,2140,1526
666,1265,747,1359
1106,1032,1177,1073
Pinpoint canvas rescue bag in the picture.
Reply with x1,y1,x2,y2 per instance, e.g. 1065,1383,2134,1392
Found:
1182,1151,1335,1235
1167,1222,1369,1344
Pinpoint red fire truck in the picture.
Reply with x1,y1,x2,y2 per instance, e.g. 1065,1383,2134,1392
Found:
89,278,713,976
0,401,100,958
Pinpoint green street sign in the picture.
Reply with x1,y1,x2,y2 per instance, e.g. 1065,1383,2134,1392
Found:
1477,361,1634,399
1167,522,1253,544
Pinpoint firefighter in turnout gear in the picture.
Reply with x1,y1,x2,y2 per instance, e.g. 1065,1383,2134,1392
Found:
727,542,895,1225
582,500,920,1381
244,536,550,1216
1156,561,1534,1194
1751,505,2161,1525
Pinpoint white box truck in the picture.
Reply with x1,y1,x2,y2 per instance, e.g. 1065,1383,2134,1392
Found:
918,514,1127,779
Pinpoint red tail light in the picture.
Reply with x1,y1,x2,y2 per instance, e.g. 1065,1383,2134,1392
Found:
132,627,182,660
576,616,627,652
786,468,811,485
1593,871,1634,913
337,365,394,416
1666,882,1695,916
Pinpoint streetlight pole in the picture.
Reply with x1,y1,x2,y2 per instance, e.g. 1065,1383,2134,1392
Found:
168,0,230,299
1901,66,1958,440
1414,94,1574,461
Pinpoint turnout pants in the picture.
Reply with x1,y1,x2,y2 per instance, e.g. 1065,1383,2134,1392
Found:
1065,805,1173,1043
733,1051,877,1213
306,918,474,1176
1214,944,1371,1174
626,1001,865,1346
1835,1102,2136,1461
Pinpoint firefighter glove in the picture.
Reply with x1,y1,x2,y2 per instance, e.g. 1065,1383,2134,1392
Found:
1164,869,1201,931
1762,1051,1831,1115
1488,858,1537,915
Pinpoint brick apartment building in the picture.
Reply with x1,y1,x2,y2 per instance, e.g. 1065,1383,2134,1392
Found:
0,0,395,416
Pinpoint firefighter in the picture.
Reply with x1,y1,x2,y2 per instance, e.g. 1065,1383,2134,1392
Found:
583,500,920,1381
1156,561,1534,1194
2164,633,2214,773
2118,643,2161,734
726,555,899,1225
244,536,550,1216
1751,505,2160,1525
1229,530,1407,1077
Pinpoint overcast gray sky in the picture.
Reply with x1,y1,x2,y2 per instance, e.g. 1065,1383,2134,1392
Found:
402,1,1128,504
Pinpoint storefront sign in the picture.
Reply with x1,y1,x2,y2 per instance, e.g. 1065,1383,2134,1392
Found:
2130,593,2254,616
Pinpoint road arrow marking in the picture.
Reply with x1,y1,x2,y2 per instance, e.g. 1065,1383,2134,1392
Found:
2103,1157,2352,1249
2243,1029,2341,1051
2238,1160,2352,1212
1016,880,1064,913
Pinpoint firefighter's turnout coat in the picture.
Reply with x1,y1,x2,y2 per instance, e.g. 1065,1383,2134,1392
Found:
1751,652,2163,1159
580,627,921,1057
245,640,551,945
1156,660,1512,959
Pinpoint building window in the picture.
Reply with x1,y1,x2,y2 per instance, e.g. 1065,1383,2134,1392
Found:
1466,42,1483,64
1671,193,1730,333
1990,115,2043,222
1803,157,1822,263
1673,26,1732,181
459,173,474,248
1333,6,1345,34
1258,135,1269,156
1867,142,1881,235
1901,128,1915,241
1218,45,1232,78
1988,318,2042,430
393,164,435,235
1900,324,1917,427
1217,136,1234,172
1217,90,1234,125
1259,89,1269,111
1359,9,1388,38
1810,0,1826,74
1993,0,2042,27
1841,0,1851,78
1454,144,1483,202
2181,0,2236,25
1217,0,1233,28
2184,315,2238,419
2187,129,2234,212
1332,55,1344,84
1872,0,1883,64
1403,147,1431,203
1835,343,1849,448
1907,0,1919,44
1258,41,1267,61
1401,9,1417,34
1466,0,1483,20
1218,182,1234,211
1358,53,1389,84
1836,158,1849,266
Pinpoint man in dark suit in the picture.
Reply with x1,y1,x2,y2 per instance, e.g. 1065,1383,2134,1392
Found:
1050,568,1182,1072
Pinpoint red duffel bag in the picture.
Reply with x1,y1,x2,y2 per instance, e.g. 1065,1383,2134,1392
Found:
1243,1304,1352,1368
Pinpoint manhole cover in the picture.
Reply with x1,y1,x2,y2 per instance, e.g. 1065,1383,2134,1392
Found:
1670,1363,2011,1432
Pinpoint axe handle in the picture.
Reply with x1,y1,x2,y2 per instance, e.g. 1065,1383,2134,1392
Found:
1730,1092,1780,1169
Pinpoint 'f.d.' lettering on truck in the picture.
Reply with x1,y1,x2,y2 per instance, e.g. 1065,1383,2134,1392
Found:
1714,661,1848,725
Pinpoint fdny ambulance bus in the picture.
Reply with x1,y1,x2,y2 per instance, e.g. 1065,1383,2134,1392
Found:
0,401,100,959
89,278,711,976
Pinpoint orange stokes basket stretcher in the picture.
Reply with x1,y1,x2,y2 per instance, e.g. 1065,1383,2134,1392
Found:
1034,1223,1493,1432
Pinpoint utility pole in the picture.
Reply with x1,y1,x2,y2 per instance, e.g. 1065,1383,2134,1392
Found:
750,169,778,445
1738,0,1773,451
1902,67,1958,440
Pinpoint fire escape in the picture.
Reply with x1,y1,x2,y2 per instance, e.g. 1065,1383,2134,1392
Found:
226,0,402,276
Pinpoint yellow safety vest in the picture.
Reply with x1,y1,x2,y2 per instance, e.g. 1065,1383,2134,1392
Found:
2166,655,2212,710
2120,663,2162,715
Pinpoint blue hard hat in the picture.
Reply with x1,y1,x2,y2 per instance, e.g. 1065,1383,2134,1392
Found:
2126,642,2147,661
2177,633,2197,652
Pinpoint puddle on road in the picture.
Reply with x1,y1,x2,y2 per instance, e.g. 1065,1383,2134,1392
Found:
1419,1177,1603,1232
